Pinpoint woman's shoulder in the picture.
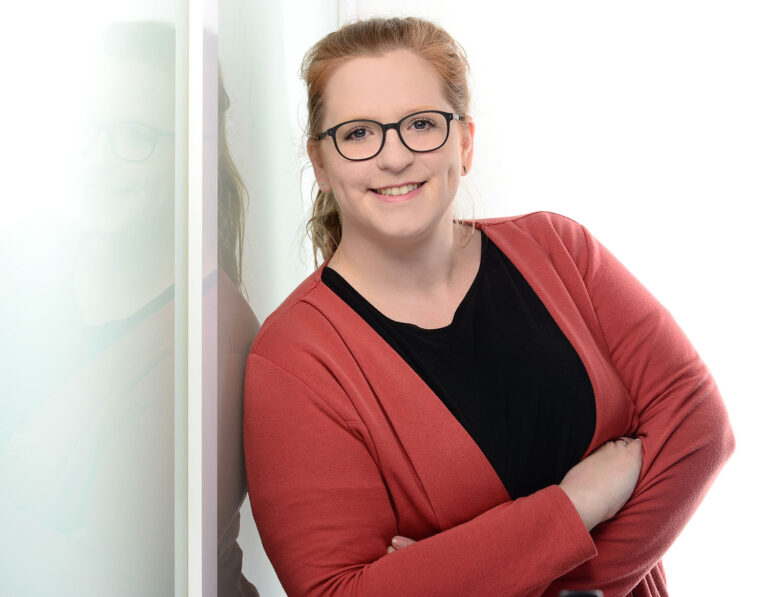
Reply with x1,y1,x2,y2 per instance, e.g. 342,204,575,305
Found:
244,267,363,420
472,210,582,233
470,211,590,255
248,265,344,361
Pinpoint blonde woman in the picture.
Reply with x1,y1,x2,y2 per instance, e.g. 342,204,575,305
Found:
244,17,733,596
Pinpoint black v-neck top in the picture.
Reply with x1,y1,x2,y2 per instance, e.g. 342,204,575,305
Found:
321,230,596,500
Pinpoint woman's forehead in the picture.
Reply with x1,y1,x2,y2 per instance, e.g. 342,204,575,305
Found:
322,49,446,125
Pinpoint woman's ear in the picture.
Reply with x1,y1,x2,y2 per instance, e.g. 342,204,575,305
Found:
307,139,327,187
460,116,475,175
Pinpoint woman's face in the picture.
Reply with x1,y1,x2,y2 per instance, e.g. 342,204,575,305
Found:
309,49,474,247
79,56,175,236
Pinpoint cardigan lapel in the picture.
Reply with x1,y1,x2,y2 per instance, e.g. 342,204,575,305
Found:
310,279,511,531
481,219,637,452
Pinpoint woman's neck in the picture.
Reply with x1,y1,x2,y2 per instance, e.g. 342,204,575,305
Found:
328,216,475,300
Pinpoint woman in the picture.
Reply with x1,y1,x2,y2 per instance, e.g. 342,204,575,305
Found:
243,17,733,596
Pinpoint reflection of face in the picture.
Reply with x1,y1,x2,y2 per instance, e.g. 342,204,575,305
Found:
79,57,174,235
310,50,473,245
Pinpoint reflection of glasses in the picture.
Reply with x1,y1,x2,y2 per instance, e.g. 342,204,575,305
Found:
315,110,464,161
80,122,175,163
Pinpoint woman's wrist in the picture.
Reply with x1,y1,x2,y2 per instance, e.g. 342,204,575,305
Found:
558,483,602,532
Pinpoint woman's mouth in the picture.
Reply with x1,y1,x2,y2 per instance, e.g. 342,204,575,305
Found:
370,182,425,201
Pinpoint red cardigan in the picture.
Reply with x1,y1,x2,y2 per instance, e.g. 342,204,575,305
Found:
243,212,734,596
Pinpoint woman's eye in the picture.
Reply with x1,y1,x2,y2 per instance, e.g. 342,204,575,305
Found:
411,119,434,131
344,127,370,141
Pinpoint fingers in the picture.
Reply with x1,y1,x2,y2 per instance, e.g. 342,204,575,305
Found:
392,535,415,548
616,436,642,448
386,535,416,554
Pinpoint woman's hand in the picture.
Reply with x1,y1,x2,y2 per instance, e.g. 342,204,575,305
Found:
559,437,643,531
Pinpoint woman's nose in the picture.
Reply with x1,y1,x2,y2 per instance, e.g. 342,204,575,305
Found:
375,128,414,171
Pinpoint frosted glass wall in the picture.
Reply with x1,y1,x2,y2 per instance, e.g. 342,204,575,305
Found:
0,7,187,596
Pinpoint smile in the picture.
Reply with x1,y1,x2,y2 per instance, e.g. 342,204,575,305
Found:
372,182,424,196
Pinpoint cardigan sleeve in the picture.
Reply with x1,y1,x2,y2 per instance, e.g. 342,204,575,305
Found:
244,350,597,597
541,220,735,596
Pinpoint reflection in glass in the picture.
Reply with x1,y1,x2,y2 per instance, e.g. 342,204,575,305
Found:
217,63,261,597
0,18,259,595
0,21,178,596
80,121,175,163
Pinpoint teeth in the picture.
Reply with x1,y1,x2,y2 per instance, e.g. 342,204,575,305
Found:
376,183,420,196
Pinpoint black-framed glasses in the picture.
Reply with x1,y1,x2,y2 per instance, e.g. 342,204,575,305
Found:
316,110,464,161
80,121,175,163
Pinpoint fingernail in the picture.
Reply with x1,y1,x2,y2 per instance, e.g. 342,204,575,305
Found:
392,536,407,548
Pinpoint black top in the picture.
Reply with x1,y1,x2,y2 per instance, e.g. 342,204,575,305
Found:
321,230,596,499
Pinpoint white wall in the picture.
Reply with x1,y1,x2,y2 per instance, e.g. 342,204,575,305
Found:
221,0,346,321
0,4,187,595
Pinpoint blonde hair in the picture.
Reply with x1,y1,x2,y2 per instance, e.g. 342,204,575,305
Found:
301,16,471,265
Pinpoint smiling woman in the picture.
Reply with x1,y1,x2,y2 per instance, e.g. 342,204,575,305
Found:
243,16,733,597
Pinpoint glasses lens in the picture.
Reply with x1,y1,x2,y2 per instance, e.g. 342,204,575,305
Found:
112,123,157,162
400,112,448,152
335,120,383,160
